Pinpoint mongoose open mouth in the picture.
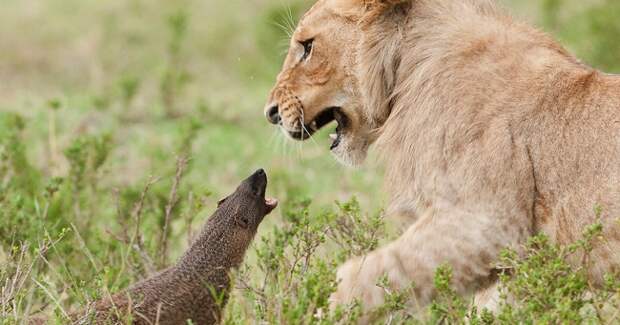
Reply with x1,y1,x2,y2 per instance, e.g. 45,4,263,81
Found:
247,169,278,214
265,197,278,213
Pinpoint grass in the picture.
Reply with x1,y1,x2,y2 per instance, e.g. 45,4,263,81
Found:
0,0,619,324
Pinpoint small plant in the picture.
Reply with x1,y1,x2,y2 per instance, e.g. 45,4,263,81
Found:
226,198,380,324
324,197,385,262
64,134,112,193
0,113,40,196
429,265,470,324
492,223,618,324
368,275,416,323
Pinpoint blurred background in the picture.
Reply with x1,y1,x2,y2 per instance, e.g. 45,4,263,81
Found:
0,0,619,320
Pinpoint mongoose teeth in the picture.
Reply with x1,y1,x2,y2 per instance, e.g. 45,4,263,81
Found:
265,197,278,208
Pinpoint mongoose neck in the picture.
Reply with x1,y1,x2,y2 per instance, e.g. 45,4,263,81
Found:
176,214,251,279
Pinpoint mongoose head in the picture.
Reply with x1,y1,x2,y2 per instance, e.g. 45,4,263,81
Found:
210,169,277,262
217,168,277,228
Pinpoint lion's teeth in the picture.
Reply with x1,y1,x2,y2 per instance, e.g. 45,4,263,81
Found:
329,133,337,140
310,121,318,130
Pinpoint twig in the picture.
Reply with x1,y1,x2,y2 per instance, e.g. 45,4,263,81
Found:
132,176,159,274
159,156,189,267
133,176,160,258
1,243,31,309
112,176,160,279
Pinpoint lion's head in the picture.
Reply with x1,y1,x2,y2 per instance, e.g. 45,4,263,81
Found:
264,0,402,166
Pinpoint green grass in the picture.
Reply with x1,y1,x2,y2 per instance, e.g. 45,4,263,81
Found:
1,0,619,324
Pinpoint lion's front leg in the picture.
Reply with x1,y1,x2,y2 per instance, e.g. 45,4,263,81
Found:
330,208,531,314
330,244,413,310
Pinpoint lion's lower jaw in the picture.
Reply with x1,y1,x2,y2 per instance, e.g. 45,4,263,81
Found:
331,140,368,167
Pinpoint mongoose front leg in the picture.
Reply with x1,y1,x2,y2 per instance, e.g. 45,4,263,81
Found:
330,207,531,313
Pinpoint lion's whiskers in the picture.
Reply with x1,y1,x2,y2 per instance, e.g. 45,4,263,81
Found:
271,20,293,39
284,5,297,37
298,107,321,150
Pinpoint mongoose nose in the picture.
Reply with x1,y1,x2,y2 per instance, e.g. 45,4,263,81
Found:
250,168,267,184
266,105,280,125
247,169,267,197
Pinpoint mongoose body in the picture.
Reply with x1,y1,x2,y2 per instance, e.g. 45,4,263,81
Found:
81,169,277,324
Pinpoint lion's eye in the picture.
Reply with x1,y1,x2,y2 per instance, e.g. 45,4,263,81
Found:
300,39,314,61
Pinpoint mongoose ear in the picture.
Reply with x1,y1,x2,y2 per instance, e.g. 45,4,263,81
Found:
217,196,230,207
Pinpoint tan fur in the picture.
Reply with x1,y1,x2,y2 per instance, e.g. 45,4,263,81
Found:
266,0,620,316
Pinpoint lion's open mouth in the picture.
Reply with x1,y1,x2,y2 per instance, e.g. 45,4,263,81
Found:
286,107,348,149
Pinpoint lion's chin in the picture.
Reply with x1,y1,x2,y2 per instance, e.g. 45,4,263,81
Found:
330,134,369,167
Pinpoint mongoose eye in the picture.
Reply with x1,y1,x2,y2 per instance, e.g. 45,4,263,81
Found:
236,215,250,228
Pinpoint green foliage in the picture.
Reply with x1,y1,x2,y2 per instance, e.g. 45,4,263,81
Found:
423,224,620,325
323,198,385,263
494,224,619,324
0,113,40,195
541,0,620,73
368,275,416,323
234,198,363,324
64,134,112,192
430,265,469,324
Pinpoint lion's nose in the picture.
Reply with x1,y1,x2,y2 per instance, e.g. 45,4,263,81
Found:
266,105,281,125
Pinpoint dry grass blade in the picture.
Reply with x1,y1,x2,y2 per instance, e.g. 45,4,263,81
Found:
132,176,160,275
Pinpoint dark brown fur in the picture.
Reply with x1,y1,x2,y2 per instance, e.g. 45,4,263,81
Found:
72,170,276,325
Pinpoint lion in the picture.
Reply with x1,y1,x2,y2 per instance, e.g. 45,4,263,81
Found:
264,0,620,315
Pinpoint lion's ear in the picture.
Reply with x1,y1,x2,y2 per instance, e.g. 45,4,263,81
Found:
328,0,365,19
328,0,410,20
363,0,411,20
363,1,411,8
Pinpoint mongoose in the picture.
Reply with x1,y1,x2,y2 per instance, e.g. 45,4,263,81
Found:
80,169,277,324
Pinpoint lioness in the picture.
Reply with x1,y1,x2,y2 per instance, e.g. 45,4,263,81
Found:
264,0,620,314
